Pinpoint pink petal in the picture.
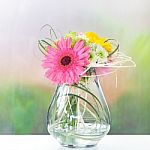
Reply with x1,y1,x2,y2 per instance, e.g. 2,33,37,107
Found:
47,46,56,52
77,46,90,55
60,37,66,49
78,53,89,60
76,59,89,66
66,37,72,49
47,45,52,51
42,62,55,68
63,72,68,84
68,70,74,81
54,72,63,84
73,73,79,83
75,66,84,75
47,50,57,57
73,40,84,51
57,41,62,49
45,70,55,79
57,37,65,50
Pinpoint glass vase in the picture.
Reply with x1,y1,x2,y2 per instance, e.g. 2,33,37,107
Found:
47,76,111,148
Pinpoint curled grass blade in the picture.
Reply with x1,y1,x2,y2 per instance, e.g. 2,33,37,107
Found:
67,93,101,122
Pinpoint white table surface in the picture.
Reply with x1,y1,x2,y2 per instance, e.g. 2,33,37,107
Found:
0,135,149,150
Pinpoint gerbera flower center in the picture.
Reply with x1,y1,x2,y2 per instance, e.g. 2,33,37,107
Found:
61,56,72,66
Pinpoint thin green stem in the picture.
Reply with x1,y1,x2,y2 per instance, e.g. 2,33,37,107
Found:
38,40,47,55
40,39,51,46
72,84,103,109
67,93,101,122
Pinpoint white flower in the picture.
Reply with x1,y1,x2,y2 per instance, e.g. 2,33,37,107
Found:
95,45,108,63
77,34,89,42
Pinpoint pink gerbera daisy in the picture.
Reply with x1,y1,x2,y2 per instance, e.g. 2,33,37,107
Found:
42,37,90,85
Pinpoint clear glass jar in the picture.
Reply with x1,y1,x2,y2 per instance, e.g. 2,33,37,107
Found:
47,76,111,148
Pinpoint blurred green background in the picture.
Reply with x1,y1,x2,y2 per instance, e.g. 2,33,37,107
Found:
0,0,150,134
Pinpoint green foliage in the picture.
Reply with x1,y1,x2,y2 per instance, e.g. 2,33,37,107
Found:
110,91,150,134
110,33,150,134
0,83,51,134
131,33,150,71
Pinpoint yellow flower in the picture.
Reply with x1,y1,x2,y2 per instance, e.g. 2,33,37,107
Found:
85,32,99,44
97,38,112,53
85,32,112,52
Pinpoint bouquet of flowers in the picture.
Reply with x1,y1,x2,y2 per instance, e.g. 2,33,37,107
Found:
39,27,135,84
38,26,135,148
